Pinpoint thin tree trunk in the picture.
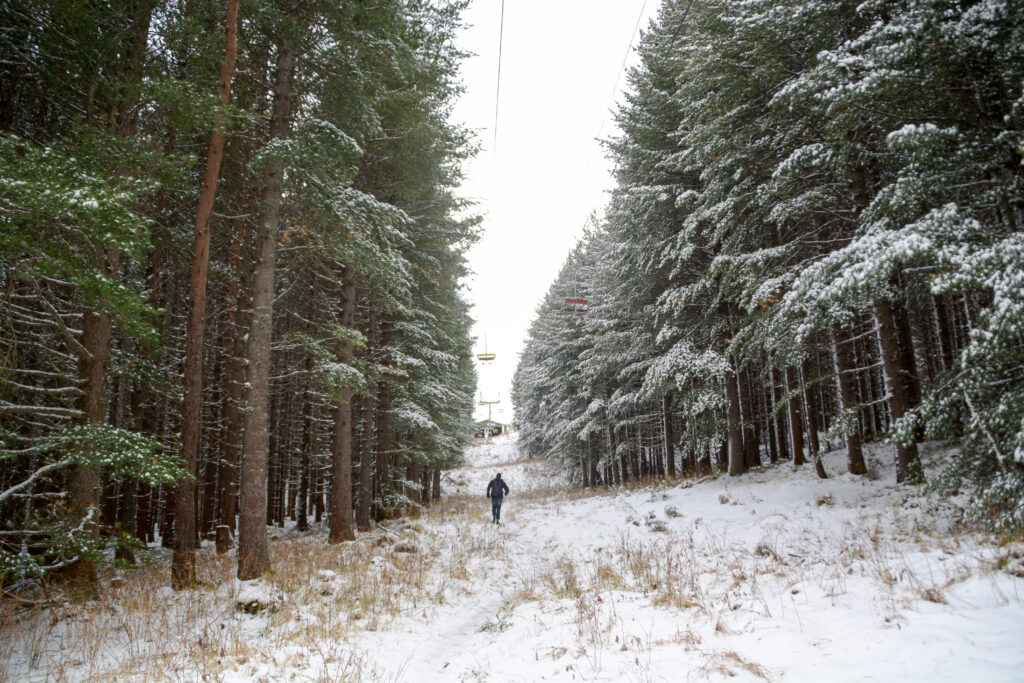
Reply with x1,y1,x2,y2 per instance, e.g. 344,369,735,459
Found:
832,324,866,474
801,361,827,479
785,366,806,466
725,364,745,476
372,320,392,521
238,36,295,580
740,367,761,468
356,293,376,531
770,365,787,462
662,392,676,477
329,264,356,544
216,223,248,553
174,0,238,590
297,353,314,532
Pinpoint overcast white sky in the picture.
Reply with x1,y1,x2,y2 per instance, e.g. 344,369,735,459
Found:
452,0,662,423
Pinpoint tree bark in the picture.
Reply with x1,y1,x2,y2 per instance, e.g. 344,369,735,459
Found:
65,297,113,601
373,321,392,521
784,366,806,466
238,36,295,580
874,297,924,484
726,366,744,476
932,294,956,371
216,222,248,553
329,264,357,543
297,354,314,532
356,293,376,531
832,324,866,474
740,367,761,468
174,0,238,590
801,361,827,479
662,392,676,477
769,365,787,462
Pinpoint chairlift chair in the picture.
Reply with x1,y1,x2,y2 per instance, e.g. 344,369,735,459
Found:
562,297,588,316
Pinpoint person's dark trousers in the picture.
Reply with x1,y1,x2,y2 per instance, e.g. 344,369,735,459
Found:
491,497,503,523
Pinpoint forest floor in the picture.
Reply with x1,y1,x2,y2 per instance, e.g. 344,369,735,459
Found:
4,436,1024,682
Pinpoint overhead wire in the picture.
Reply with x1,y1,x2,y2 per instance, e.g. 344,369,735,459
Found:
595,0,649,145
493,0,505,158
653,0,695,84
605,0,695,177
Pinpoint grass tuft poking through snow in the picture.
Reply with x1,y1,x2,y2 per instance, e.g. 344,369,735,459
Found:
3,435,1023,681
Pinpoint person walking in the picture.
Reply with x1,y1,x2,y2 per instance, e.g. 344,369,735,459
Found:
486,473,509,524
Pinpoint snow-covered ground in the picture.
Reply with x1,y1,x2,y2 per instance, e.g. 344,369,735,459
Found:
4,434,1024,682
444,434,569,498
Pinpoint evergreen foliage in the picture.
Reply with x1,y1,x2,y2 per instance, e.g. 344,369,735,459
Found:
514,0,1024,528
0,0,477,588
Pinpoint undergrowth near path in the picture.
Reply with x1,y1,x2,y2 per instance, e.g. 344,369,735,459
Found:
3,444,1023,682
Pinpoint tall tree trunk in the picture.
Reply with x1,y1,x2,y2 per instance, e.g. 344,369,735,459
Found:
297,354,315,532
174,0,238,590
770,365,787,462
65,0,153,599
759,369,778,464
662,392,676,477
373,321,392,521
216,222,248,553
725,365,745,476
785,366,806,466
892,288,922,408
933,294,956,371
832,324,866,474
874,297,924,484
356,293,376,531
66,290,114,601
238,36,295,580
329,264,356,543
802,361,827,479
740,367,761,468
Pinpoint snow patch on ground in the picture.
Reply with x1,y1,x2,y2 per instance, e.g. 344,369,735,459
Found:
4,436,1023,682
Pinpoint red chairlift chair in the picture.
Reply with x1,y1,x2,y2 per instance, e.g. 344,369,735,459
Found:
562,297,588,316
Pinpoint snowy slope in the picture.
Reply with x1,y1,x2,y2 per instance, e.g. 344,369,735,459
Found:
444,433,569,499
358,438,1024,682
5,435,1023,682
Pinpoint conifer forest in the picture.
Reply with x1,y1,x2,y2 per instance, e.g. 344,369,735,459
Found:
514,0,1024,530
0,0,477,593
2,0,1024,679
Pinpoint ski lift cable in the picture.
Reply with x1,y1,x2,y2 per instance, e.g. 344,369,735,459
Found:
594,0,649,146
606,0,696,175
653,0,695,85
493,0,506,158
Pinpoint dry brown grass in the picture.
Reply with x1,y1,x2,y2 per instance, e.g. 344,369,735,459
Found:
0,510,515,681
1,460,1001,682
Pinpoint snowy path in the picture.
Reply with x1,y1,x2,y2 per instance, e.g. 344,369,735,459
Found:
8,436,1023,682
364,436,1024,683
371,441,569,682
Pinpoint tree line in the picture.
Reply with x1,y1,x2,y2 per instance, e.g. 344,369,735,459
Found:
513,0,1024,530
0,0,477,598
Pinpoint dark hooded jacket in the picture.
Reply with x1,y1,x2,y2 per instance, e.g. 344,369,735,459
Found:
486,475,509,499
